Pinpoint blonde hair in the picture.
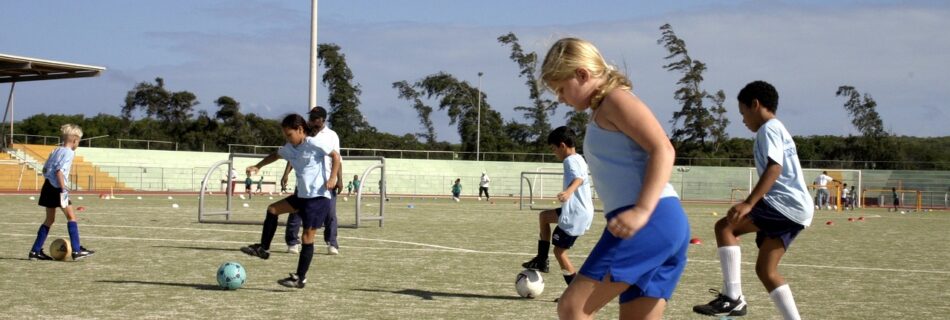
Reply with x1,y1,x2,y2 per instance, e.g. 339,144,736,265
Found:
540,38,632,109
60,124,83,143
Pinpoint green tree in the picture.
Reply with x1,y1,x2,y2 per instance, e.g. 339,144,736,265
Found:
392,80,437,145
498,32,559,149
836,85,896,166
122,77,170,120
657,23,729,154
835,86,887,138
415,72,509,159
318,43,374,146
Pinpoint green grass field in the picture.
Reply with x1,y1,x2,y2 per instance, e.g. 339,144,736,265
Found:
0,194,947,319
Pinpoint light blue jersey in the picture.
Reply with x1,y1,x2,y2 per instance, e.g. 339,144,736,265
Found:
559,154,594,236
278,136,334,199
754,119,814,226
42,147,74,189
584,121,678,215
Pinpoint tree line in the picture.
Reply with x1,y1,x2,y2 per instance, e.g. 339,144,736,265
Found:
10,26,948,169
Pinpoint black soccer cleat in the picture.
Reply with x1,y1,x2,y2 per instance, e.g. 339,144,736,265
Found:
240,243,270,260
277,273,307,289
693,289,747,317
522,257,550,273
71,246,96,260
29,250,53,261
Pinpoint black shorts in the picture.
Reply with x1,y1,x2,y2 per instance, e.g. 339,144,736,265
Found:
285,194,331,229
749,200,805,249
552,208,579,249
38,180,69,208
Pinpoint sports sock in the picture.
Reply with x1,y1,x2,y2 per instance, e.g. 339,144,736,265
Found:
296,243,315,279
718,246,742,300
562,271,575,285
67,221,81,251
31,224,50,253
536,240,550,260
769,284,801,320
260,212,278,251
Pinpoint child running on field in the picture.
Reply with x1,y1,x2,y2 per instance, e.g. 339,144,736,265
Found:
451,179,462,202
240,114,341,288
692,81,813,319
541,37,690,319
28,124,95,261
522,126,594,289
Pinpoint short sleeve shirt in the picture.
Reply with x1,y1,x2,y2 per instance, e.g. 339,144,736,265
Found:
278,136,333,198
754,119,814,226
42,147,74,189
559,154,594,236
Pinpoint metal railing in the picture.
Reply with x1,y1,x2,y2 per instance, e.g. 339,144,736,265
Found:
9,134,60,146
116,138,177,150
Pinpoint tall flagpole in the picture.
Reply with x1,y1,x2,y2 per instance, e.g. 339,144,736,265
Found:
309,0,318,110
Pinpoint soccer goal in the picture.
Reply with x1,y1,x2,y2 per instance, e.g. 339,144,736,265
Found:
519,171,563,210
198,153,387,228
744,168,863,210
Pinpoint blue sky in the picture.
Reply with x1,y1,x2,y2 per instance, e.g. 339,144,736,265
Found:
2,0,948,142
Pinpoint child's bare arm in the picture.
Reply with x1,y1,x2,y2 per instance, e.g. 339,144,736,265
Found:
729,159,782,223
56,170,68,191
557,178,584,202
280,161,293,190
248,152,281,174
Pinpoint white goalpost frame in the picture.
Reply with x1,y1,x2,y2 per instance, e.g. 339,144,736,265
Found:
747,167,863,208
198,153,387,227
519,171,562,210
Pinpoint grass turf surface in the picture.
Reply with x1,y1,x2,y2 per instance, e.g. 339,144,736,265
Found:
0,194,947,319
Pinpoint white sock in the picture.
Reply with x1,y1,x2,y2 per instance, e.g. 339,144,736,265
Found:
718,246,742,300
769,284,801,320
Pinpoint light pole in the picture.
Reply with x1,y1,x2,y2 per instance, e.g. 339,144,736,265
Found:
309,0,318,111
476,72,483,161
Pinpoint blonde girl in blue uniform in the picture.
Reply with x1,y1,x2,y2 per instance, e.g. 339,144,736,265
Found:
541,38,690,320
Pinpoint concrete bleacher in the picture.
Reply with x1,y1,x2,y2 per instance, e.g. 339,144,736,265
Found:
10,144,127,191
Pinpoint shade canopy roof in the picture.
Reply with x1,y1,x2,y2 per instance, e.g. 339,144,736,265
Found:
0,53,104,83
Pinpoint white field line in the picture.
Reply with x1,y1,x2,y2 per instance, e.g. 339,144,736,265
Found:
3,223,949,275
0,222,476,253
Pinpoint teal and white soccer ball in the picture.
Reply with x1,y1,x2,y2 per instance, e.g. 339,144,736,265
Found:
515,269,544,298
217,262,247,290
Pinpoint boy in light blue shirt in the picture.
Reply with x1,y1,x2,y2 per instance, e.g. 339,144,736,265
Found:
29,124,95,260
694,81,813,319
522,126,594,286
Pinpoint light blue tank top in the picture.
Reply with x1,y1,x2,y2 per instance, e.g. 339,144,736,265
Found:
584,119,678,214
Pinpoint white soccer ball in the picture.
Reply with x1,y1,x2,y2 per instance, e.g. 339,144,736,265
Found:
172,203,179,209
343,196,348,202
515,269,544,298
239,195,245,200
900,210,906,214
136,196,143,200
77,196,84,200
242,203,249,208
167,196,174,200
29,196,35,200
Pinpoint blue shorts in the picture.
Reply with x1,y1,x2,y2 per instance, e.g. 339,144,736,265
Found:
750,200,804,249
578,197,690,303
285,194,331,229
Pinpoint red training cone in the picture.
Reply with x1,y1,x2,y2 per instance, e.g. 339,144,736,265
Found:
689,238,702,245
826,221,834,225
858,216,865,221
847,217,854,222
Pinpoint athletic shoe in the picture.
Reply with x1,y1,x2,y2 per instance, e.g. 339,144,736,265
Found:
241,243,270,260
277,273,307,289
28,250,53,261
327,245,339,255
693,289,747,317
522,257,550,273
71,246,96,260
287,244,300,254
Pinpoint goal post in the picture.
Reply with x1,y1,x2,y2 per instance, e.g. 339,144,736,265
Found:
198,153,387,227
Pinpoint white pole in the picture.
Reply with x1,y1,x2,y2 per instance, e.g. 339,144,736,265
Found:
5,82,14,148
476,72,482,161
308,0,318,110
